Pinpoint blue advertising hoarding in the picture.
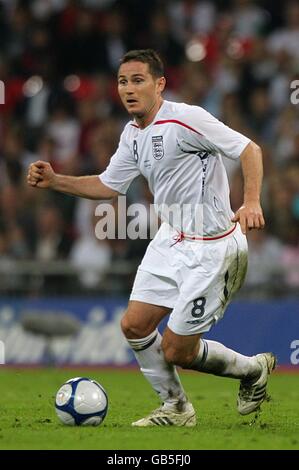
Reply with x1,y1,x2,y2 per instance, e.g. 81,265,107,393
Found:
0,297,298,366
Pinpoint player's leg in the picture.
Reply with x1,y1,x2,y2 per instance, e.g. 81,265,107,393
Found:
162,326,262,380
166,227,276,415
121,299,188,411
122,222,199,427
121,296,196,427
162,326,276,416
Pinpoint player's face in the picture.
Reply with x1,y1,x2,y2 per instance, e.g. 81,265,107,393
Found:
118,61,165,120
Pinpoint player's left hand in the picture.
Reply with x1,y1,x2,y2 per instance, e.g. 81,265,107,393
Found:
232,202,265,234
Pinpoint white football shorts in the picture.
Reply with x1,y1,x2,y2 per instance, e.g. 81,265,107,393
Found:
130,222,248,335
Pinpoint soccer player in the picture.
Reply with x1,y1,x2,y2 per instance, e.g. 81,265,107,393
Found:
27,49,276,427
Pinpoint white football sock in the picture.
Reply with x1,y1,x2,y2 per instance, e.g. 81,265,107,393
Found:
189,339,261,381
127,330,188,411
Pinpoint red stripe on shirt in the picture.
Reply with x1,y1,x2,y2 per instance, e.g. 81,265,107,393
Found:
154,119,203,136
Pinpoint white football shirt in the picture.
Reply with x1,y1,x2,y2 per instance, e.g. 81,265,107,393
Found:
99,100,250,236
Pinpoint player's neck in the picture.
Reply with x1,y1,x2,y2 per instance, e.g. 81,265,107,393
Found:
135,98,164,129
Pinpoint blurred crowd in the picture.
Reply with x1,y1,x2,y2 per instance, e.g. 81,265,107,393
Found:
0,0,299,295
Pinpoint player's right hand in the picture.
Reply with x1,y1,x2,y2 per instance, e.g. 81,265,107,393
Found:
27,161,56,189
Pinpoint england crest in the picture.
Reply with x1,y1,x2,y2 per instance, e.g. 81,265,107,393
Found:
152,136,164,160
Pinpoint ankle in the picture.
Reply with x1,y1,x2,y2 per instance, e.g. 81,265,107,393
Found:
244,357,262,383
162,398,188,413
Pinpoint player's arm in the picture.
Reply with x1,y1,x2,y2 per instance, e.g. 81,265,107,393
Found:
27,161,118,199
232,141,265,234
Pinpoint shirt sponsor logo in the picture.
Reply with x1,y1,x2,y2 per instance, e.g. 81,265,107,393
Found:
152,136,164,160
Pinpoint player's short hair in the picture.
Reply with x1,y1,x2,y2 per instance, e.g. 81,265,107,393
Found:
119,49,164,78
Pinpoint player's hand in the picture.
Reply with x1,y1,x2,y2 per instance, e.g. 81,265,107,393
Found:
232,202,265,234
27,161,56,189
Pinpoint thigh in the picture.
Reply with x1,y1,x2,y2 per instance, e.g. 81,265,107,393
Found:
168,229,248,336
130,223,180,309
130,268,179,309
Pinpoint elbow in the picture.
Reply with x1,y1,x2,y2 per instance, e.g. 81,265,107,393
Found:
250,141,262,155
241,141,262,161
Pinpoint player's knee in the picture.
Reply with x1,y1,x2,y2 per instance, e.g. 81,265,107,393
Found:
120,311,153,339
120,313,138,338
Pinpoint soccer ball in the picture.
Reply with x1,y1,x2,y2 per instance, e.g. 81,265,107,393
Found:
55,377,108,426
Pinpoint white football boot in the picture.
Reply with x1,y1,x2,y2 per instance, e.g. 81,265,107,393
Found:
132,402,196,427
237,352,277,415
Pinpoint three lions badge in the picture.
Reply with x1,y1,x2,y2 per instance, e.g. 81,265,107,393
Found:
152,136,164,160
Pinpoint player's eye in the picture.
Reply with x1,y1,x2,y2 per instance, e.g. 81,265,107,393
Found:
118,80,127,85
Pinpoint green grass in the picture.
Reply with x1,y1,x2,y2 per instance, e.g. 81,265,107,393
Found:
0,368,298,450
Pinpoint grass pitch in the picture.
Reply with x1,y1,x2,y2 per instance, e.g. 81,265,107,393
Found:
0,367,298,450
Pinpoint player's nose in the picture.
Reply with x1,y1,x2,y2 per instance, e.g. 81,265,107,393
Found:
125,88,135,95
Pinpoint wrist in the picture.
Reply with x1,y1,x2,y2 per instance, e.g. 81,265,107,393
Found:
51,173,59,190
243,197,260,204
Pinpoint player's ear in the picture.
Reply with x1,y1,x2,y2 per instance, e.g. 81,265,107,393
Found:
157,76,166,93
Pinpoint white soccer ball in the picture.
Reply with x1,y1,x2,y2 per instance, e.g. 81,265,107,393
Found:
55,377,108,426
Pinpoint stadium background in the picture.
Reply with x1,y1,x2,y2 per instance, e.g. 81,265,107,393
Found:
0,0,298,367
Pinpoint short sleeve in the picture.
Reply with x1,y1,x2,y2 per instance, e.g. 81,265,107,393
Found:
99,129,140,194
183,105,251,160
